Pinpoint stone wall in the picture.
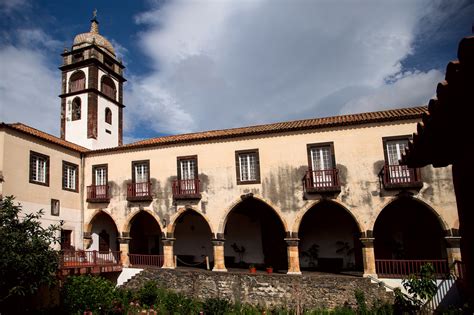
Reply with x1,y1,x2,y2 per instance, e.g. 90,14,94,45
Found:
124,269,393,310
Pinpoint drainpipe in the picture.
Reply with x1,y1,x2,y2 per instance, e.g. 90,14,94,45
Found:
80,152,85,250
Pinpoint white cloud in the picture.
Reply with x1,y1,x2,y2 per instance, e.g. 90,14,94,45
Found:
0,31,60,135
126,0,443,135
340,69,443,114
0,0,28,13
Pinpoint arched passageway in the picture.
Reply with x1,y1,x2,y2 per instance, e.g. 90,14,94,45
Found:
174,211,213,269
129,211,162,255
374,198,447,276
374,198,446,260
89,212,119,252
224,198,287,271
299,200,362,273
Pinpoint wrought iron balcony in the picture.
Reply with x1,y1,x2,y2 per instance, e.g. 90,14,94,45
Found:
303,169,341,193
380,164,423,190
86,185,110,203
127,182,153,201
172,179,201,199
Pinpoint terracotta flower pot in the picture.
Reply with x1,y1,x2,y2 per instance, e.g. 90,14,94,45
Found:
249,267,257,273
266,267,273,274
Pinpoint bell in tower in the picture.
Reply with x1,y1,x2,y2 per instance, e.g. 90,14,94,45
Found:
59,11,126,149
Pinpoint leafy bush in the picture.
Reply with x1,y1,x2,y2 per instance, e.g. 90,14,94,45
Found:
61,275,116,314
203,297,232,314
162,290,201,314
137,280,160,307
354,289,367,314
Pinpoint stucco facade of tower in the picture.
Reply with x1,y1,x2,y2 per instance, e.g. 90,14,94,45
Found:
59,17,125,150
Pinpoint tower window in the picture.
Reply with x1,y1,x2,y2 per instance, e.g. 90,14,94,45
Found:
71,97,81,121
105,108,112,124
101,76,116,100
69,70,86,93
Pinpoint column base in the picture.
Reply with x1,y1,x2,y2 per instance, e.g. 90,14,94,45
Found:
212,267,228,272
363,273,378,279
161,266,176,270
287,271,302,275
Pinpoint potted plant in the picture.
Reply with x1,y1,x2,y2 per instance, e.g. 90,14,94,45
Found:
266,266,273,274
249,264,256,273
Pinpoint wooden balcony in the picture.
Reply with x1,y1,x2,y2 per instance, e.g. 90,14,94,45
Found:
86,185,110,203
127,182,153,201
59,250,122,275
381,164,423,190
129,254,164,268
375,259,449,278
303,169,341,193
172,179,201,200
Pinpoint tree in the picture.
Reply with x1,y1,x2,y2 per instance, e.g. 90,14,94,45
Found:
0,196,61,308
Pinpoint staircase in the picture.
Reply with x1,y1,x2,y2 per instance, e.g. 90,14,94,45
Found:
116,267,144,286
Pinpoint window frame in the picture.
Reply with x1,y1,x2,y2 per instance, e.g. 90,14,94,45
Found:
92,164,108,186
306,142,336,171
62,161,79,192
131,160,150,184
235,149,260,185
29,151,50,186
177,155,198,180
71,97,81,121
105,107,112,124
382,135,412,165
51,199,60,216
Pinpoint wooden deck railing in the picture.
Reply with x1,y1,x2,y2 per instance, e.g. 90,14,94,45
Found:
303,169,341,193
375,259,449,278
382,164,422,189
129,254,164,268
172,179,201,199
86,185,110,202
127,182,152,201
60,250,121,269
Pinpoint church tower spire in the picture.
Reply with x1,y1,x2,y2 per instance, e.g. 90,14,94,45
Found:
59,12,126,150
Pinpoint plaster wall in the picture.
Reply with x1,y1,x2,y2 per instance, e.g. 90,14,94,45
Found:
84,119,458,243
0,129,82,248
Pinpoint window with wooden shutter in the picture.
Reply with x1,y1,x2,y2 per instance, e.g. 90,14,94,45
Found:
29,151,49,186
235,149,260,184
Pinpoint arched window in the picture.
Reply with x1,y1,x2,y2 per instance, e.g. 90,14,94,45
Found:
71,97,81,121
101,76,116,100
105,108,112,124
69,71,86,93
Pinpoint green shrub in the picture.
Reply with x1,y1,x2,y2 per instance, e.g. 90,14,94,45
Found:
162,290,201,314
137,280,160,307
203,297,232,314
354,289,367,314
61,275,116,314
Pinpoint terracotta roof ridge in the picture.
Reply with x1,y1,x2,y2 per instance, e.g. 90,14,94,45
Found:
103,105,428,152
2,122,88,152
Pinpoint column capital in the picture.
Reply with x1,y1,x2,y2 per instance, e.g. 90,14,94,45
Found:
83,231,92,239
444,236,461,248
360,237,375,248
162,238,176,246
117,237,131,244
284,238,300,246
212,238,225,246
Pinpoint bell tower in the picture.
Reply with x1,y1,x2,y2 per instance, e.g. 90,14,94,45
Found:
60,11,125,149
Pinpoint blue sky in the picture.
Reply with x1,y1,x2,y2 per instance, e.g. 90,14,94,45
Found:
0,0,472,143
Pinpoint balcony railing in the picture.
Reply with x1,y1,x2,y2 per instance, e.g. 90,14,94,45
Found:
303,169,341,193
172,179,201,199
375,259,449,278
127,182,153,201
381,164,422,189
86,185,110,203
59,250,121,269
129,254,164,268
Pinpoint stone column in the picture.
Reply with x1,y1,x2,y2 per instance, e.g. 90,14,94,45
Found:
212,237,227,272
445,236,462,265
360,237,377,278
118,236,131,267
162,238,176,269
285,238,301,275
83,231,92,249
